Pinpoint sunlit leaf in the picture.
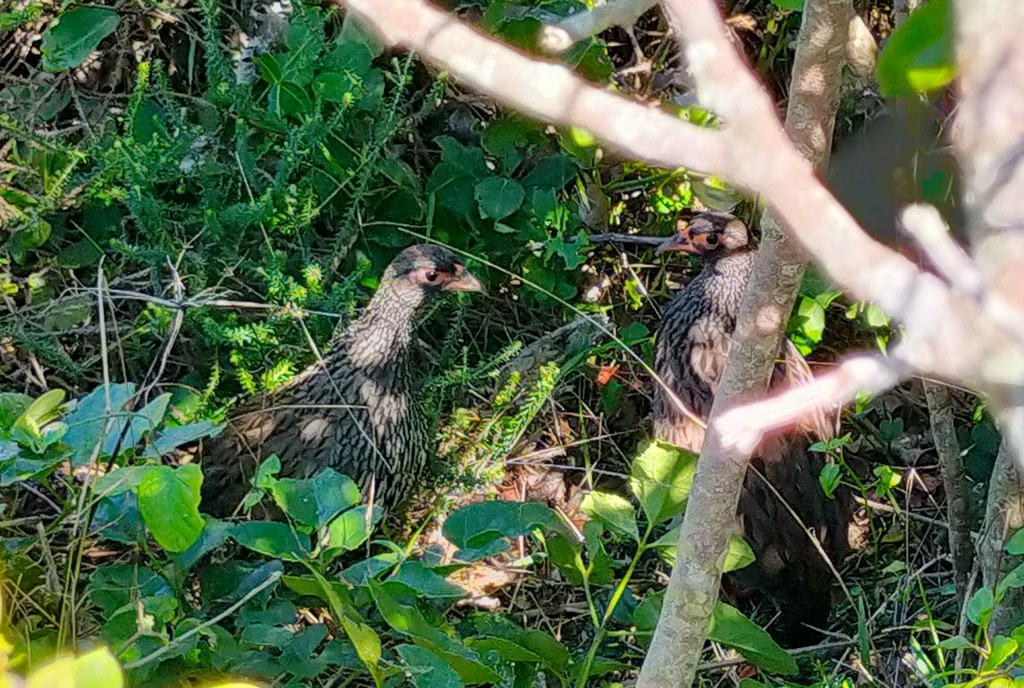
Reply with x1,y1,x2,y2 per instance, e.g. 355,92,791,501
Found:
708,602,798,675
877,0,955,96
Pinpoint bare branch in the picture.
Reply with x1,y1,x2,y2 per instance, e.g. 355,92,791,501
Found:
900,203,985,295
714,353,908,455
342,0,734,174
540,0,657,54
922,379,973,604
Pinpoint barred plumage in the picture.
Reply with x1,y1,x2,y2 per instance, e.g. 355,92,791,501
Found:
200,244,484,518
652,212,850,644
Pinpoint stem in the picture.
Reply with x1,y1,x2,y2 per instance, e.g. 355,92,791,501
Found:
573,523,653,688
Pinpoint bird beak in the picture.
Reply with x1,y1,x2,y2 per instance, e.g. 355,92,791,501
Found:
655,233,691,256
444,268,486,293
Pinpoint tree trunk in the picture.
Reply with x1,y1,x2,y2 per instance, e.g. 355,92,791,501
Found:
636,1,852,685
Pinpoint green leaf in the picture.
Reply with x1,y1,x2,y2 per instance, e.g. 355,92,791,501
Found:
723,534,756,573
27,647,124,688
324,505,381,558
137,465,205,553
466,614,571,678
147,420,222,457
41,7,120,72
708,602,798,675
877,0,955,96
966,586,995,626
169,517,232,570
442,501,567,553
254,53,284,84
475,177,525,220
370,582,502,684
300,566,383,686
936,635,974,650
397,645,465,688
628,441,699,525
388,561,466,599
12,389,65,439
270,469,361,529
1006,529,1024,555
313,71,357,105
9,219,51,265
997,563,1024,599
769,0,804,9
339,12,384,58
0,392,32,430
982,635,1018,671
278,81,313,116
819,463,842,498
581,491,638,542
232,521,310,562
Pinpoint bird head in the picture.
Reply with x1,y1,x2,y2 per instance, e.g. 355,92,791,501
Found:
384,244,485,296
655,211,750,258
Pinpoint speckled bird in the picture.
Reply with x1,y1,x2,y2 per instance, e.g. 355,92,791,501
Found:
200,244,484,518
652,211,851,644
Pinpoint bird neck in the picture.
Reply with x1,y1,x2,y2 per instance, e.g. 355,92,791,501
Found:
340,278,424,370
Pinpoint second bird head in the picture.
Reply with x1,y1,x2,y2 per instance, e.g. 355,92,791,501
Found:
382,244,485,301
655,211,750,258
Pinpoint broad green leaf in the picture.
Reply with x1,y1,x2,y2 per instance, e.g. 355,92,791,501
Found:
169,517,232,570
232,521,310,561
982,635,1018,671
324,505,380,558
581,491,638,542
708,602,798,675
146,420,221,457
936,635,974,650
769,0,804,9
339,12,384,58
278,81,313,116
443,500,566,552
370,582,502,684
475,177,525,220
1007,529,1024,555
137,465,205,552
396,645,464,688
301,566,383,686
629,441,699,525
997,563,1024,599
253,53,284,84
388,561,466,599
271,468,361,528
966,586,994,626
467,614,571,678
313,71,357,105
877,0,954,96
819,463,842,498
12,388,65,438
41,7,121,72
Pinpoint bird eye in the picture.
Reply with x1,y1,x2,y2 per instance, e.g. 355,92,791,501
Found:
705,235,719,246
425,270,438,282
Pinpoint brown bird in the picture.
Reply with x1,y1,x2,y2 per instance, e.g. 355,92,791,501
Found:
652,211,851,645
200,244,484,518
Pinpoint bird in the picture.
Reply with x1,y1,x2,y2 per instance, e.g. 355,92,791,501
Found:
199,244,485,519
651,210,851,645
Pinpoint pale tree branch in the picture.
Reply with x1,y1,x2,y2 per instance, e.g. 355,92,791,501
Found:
637,0,851,683
922,379,973,604
540,0,657,54
715,353,909,455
